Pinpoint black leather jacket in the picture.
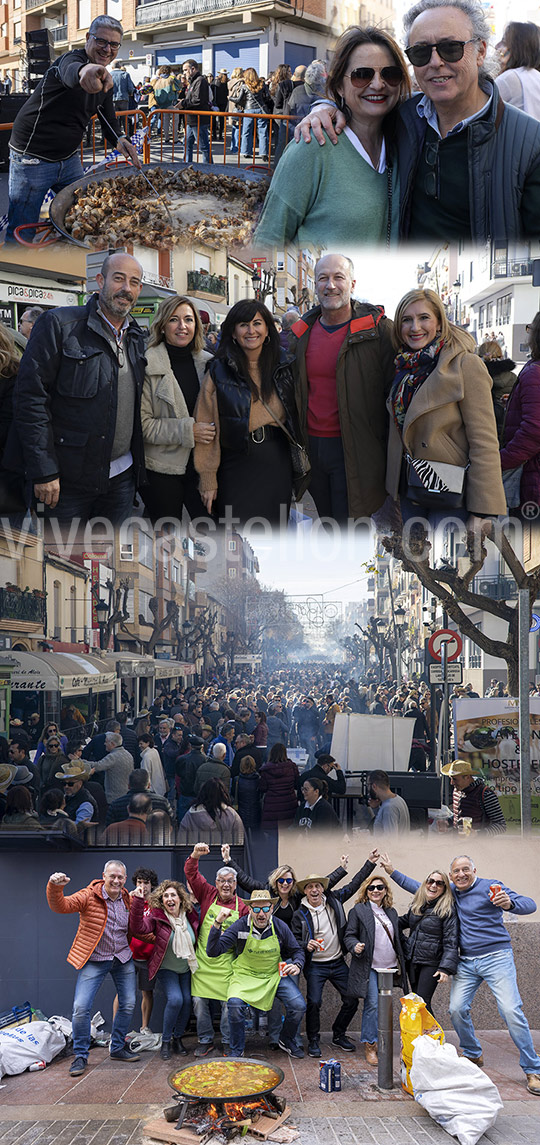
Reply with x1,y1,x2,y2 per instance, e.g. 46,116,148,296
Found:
208,351,300,453
398,901,459,975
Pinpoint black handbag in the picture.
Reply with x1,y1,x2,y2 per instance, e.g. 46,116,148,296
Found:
406,455,468,510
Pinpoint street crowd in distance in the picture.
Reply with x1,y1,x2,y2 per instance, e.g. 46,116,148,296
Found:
0,664,509,841
45,847,540,1097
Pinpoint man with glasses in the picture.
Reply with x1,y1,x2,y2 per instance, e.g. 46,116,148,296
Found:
5,252,146,524
297,0,540,242
207,888,306,1058
184,842,250,1056
179,60,212,164
7,16,140,241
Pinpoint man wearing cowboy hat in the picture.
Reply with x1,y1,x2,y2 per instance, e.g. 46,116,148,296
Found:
207,888,306,1059
291,852,378,1058
0,762,18,818
55,761,98,825
441,759,506,834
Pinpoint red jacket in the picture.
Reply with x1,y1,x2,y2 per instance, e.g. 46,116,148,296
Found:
129,892,200,980
183,854,250,924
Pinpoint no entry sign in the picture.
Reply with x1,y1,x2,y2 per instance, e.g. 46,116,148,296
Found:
428,628,463,663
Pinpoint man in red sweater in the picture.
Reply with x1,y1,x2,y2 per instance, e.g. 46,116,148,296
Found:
291,252,395,522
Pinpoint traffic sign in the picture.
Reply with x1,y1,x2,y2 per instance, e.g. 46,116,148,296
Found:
429,662,463,685
531,614,540,633
427,628,463,663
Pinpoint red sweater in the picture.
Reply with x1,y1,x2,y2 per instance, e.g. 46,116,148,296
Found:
305,319,349,437
183,854,250,924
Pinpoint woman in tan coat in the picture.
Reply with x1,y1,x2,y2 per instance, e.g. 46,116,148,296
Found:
386,289,506,524
141,296,214,523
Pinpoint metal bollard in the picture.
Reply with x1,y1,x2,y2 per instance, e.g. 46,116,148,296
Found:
377,969,398,1089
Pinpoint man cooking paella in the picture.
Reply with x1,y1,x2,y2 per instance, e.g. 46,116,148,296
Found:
6,14,140,242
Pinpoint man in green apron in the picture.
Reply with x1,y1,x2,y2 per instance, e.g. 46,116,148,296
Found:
207,889,306,1058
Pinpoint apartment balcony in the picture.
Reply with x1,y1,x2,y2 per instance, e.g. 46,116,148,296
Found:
0,587,45,625
136,0,289,24
187,270,227,299
26,0,66,11
491,258,533,279
52,22,68,41
473,574,517,601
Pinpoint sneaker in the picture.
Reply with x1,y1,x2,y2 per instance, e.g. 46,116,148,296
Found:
109,1047,141,1062
69,1056,87,1077
332,1033,356,1052
278,1037,304,1059
308,1041,321,1057
194,1042,215,1057
526,1073,540,1095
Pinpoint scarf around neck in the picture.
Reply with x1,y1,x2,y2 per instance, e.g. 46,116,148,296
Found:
164,908,198,971
391,335,445,430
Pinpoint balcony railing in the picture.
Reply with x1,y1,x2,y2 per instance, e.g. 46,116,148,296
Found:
136,0,283,23
187,270,227,297
473,574,517,601
52,22,67,40
0,587,45,624
491,258,533,279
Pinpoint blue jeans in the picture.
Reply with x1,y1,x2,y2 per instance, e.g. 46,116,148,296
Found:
229,123,239,152
240,115,269,160
193,994,229,1044
449,950,540,1074
186,124,211,164
360,969,379,1045
72,957,136,1059
44,467,136,525
305,956,358,1041
228,977,306,1056
156,968,191,1043
7,150,84,241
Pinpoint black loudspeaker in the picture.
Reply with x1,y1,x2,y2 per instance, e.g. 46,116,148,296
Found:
0,93,28,169
26,28,53,90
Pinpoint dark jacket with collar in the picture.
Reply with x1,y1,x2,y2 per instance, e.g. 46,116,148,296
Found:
208,351,300,455
206,913,304,968
290,301,395,517
398,900,458,975
5,294,146,494
344,901,408,998
397,80,540,243
291,859,376,970
130,892,200,980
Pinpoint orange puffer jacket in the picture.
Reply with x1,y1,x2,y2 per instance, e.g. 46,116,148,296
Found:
47,879,132,969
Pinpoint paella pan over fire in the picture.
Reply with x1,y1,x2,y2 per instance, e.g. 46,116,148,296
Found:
63,165,270,249
168,1058,284,1101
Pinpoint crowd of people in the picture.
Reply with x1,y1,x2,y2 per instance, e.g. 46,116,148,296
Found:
0,665,508,840
44,848,540,1098
2,248,539,527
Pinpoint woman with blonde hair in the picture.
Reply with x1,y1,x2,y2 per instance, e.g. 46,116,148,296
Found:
235,66,273,161
141,295,214,522
344,871,407,1066
386,287,506,523
227,67,244,153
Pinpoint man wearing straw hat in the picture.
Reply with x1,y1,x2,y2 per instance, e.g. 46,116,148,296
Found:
207,888,306,1059
54,761,98,825
0,762,17,818
441,759,506,834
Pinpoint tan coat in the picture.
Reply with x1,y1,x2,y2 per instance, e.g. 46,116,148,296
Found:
141,342,212,475
386,329,506,516
47,879,132,969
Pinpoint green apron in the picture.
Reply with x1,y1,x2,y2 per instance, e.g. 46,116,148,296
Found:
226,918,281,1012
191,895,240,1002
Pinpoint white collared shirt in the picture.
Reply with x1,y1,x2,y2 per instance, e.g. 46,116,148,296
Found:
415,90,493,139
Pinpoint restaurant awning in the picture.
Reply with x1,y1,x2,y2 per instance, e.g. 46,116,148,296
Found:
0,651,117,696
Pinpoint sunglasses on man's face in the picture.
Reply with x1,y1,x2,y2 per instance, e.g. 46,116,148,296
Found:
345,65,403,88
252,905,272,913
405,38,478,67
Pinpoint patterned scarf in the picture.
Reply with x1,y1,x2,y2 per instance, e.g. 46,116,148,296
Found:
164,909,198,971
391,335,445,430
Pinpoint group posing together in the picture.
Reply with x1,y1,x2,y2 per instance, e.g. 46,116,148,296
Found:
46,845,540,1098
3,246,537,528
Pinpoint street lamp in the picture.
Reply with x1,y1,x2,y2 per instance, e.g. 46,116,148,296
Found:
95,598,108,651
251,267,261,295
251,264,276,303
394,605,407,687
182,619,193,661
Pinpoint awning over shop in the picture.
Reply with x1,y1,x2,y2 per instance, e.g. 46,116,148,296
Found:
154,659,196,679
102,653,156,679
0,651,117,696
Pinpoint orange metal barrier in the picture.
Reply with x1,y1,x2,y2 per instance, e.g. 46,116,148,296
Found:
146,109,294,170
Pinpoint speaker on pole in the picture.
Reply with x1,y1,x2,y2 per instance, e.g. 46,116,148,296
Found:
26,28,53,91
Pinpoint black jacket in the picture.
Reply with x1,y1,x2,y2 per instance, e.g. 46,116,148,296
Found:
344,902,408,998
5,295,146,494
208,351,300,454
180,71,211,126
292,796,341,832
398,902,458,975
291,860,376,969
302,763,346,796
229,860,348,924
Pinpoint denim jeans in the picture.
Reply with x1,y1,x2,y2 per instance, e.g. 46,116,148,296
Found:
185,124,211,164
360,969,379,1045
305,956,358,1041
228,976,306,1055
156,968,191,1043
229,123,239,152
44,467,136,525
7,150,84,241
193,994,229,1044
72,957,136,1059
449,950,540,1074
240,115,269,160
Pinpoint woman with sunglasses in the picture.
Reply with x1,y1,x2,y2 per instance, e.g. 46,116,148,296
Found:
377,852,458,1013
33,723,68,766
254,26,411,247
344,872,407,1066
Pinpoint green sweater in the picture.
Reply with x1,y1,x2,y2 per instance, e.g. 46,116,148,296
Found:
255,131,399,247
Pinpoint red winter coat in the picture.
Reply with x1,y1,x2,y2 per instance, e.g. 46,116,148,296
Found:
129,892,200,980
258,757,300,826
500,359,540,506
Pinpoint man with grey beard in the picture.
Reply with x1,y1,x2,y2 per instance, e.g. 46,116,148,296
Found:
5,252,147,523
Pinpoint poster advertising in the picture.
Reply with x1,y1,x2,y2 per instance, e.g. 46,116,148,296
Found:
453,697,540,828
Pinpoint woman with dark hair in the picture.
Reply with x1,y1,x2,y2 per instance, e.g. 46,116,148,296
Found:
141,295,214,522
193,300,302,524
255,26,410,246
254,710,268,760
293,775,342,832
500,312,540,515
234,755,261,832
0,785,42,830
344,872,407,1066
178,777,244,843
496,22,540,118
386,288,506,523
130,880,199,1059
258,743,300,830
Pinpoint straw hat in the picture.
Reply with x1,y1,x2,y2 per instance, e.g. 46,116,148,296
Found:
296,874,329,894
0,763,17,793
244,888,278,907
441,758,480,777
55,761,91,781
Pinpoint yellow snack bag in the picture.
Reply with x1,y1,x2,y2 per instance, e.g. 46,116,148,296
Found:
399,992,445,1095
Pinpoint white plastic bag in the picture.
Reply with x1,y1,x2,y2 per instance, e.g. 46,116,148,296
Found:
0,1021,66,1078
410,1035,503,1145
